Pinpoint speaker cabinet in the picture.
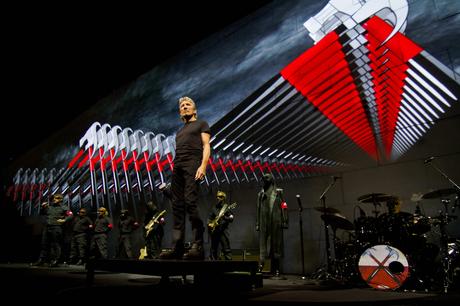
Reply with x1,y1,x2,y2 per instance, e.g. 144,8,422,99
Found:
231,249,270,272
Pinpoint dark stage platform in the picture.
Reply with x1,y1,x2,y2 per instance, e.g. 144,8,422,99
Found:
2,262,460,304
86,258,261,289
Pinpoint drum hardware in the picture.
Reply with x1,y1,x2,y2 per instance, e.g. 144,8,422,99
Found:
423,157,460,293
447,239,460,265
322,213,355,282
433,199,458,293
428,214,458,225
357,206,366,218
316,176,341,281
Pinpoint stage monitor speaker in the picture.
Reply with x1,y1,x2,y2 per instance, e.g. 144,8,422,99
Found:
231,249,270,273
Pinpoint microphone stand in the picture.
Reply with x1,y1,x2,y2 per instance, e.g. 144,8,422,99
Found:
296,195,306,279
318,177,338,280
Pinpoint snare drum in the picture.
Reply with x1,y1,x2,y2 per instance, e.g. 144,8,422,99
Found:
358,244,410,290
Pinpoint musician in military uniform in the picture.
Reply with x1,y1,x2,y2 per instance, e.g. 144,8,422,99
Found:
31,193,72,267
89,207,112,259
207,191,234,260
69,208,92,265
118,209,139,259
256,173,289,274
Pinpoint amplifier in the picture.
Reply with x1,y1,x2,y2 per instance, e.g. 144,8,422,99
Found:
231,249,271,273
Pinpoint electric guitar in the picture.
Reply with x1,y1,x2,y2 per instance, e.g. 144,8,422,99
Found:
145,209,166,237
208,202,237,233
139,246,148,260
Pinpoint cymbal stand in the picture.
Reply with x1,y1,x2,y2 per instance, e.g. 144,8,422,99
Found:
425,159,460,293
318,177,339,278
426,160,460,193
436,199,453,293
330,225,345,280
371,200,381,218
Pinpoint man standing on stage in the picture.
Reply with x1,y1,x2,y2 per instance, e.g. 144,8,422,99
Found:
160,96,211,260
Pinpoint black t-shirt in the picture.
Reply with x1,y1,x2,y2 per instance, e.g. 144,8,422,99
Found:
175,119,211,164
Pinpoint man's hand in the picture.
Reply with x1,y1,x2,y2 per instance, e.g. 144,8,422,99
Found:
195,165,206,180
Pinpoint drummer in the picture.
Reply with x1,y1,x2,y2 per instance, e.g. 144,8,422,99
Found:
386,196,402,214
380,196,411,246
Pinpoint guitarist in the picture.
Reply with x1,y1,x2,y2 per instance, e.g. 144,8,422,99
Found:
143,201,165,259
207,191,234,260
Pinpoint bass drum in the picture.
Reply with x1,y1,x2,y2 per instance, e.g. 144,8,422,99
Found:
358,244,410,290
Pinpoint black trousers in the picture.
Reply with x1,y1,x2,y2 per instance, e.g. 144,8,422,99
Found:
171,160,204,247
69,232,88,262
210,228,232,260
90,233,108,259
39,225,63,262
118,233,133,259
145,227,163,258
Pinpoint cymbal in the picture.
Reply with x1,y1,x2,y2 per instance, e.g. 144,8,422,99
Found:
321,213,354,230
314,206,341,214
422,188,458,199
358,193,395,203
410,193,424,202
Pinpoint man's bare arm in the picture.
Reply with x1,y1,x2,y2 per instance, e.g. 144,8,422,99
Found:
196,132,211,180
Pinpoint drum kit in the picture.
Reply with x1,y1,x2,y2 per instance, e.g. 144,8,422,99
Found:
315,188,460,292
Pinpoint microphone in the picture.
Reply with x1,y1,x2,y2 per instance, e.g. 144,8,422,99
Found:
424,157,435,164
296,194,303,211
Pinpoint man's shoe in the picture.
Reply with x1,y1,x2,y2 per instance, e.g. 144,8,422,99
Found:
159,249,183,259
182,244,204,260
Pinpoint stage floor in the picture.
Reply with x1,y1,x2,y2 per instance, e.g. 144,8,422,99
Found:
1,263,459,304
